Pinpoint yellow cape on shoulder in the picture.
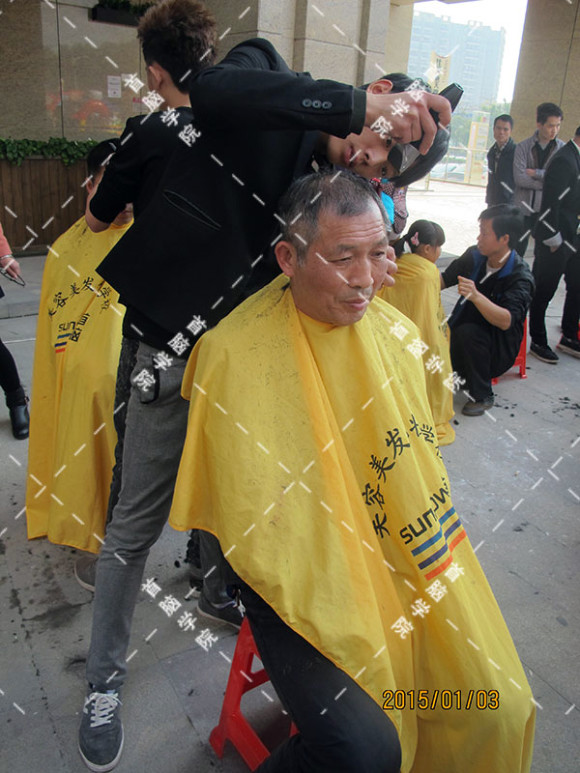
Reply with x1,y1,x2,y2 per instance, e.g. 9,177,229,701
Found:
379,253,454,445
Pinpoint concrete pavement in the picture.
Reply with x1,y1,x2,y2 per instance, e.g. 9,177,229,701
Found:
0,181,578,772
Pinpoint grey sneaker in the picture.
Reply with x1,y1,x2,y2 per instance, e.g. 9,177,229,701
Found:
78,688,124,772
198,593,244,630
75,554,98,592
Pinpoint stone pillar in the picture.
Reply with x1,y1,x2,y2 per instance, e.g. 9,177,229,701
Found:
383,2,415,76
510,0,580,143
211,0,390,86
0,0,59,140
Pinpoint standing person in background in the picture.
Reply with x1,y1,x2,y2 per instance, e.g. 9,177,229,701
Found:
0,222,29,439
486,114,515,206
513,102,564,256
529,125,580,363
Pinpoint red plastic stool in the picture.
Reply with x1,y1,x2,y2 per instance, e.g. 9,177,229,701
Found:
210,617,297,770
492,318,527,385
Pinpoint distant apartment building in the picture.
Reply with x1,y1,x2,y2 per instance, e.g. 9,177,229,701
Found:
408,11,505,110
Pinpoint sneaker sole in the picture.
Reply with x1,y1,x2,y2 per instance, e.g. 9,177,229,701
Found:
462,405,493,417
529,349,558,364
197,602,243,630
78,727,124,772
74,565,96,593
556,344,580,358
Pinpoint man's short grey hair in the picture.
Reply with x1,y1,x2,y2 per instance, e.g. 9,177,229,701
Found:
277,170,389,263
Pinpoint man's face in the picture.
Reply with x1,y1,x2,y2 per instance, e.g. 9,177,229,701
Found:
324,79,398,180
476,217,509,260
493,120,512,147
276,205,389,326
325,127,398,180
537,116,561,144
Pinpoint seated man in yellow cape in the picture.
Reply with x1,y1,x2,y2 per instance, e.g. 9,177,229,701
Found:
170,171,535,773
26,140,132,555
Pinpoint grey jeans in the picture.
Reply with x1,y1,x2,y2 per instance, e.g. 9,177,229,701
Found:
86,339,190,690
86,339,235,690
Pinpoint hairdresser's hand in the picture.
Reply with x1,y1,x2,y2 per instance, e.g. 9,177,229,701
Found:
365,89,451,154
381,245,398,289
457,275,480,303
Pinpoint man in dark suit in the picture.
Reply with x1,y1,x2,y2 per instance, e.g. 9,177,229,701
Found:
81,24,452,771
529,126,580,362
486,114,515,206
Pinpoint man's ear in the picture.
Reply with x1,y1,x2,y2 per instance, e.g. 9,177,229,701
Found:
275,241,299,278
367,79,393,96
500,233,511,250
147,62,164,92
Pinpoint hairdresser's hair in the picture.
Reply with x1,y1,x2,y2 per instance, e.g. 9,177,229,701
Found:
536,102,563,125
138,0,217,93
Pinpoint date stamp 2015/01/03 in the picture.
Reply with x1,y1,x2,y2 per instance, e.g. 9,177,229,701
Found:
382,689,500,711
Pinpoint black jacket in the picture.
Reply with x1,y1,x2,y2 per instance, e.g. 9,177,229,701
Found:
486,138,515,206
90,108,193,222
97,38,366,341
443,247,534,362
534,140,580,252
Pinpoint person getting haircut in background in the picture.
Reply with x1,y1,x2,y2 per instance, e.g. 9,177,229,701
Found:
379,219,455,444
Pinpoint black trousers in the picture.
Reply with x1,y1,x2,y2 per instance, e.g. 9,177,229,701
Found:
240,584,401,773
529,241,580,346
0,336,22,401
518,214,536,258
450,322,516,401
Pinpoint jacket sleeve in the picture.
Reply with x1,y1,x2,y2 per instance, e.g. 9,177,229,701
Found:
0,221,12,257
498,274,535,326
534,153,571,247
89,118,143,224
501,145,515,202
513,140,542,191
190,38,366,138
485,147,493,204
441,248,474,288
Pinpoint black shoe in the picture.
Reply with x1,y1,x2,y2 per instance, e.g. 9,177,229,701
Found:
556,336,580,359
9,402,29,439
198,593,244,630
530,342,558,364
462,396,494,417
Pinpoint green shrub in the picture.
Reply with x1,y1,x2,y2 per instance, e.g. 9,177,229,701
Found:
0,138,98,166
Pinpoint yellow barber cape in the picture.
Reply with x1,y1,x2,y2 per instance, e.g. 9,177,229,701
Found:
379,252,455,445
170,275,534,773
26,217,130,554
